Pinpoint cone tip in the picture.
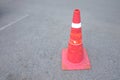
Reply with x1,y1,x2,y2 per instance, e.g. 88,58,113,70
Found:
72,9,81,23
74,9,80,12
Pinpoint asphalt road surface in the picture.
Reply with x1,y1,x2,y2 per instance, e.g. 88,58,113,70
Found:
0,0,120,80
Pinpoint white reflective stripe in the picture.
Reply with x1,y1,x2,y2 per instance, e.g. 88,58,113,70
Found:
72,23,81,28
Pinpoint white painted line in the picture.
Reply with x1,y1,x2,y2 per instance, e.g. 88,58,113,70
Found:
0,14,29,31
72,23,81,28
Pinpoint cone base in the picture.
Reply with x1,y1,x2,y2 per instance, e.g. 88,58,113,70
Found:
62,48,91,70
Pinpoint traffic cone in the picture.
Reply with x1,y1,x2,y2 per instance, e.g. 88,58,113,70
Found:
62,9,91,70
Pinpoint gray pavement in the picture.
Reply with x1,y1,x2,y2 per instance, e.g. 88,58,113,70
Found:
0,0,120,80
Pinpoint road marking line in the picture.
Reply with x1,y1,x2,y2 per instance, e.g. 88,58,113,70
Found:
0,14,29,31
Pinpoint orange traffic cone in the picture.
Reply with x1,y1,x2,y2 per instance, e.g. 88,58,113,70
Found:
62,9,91,70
